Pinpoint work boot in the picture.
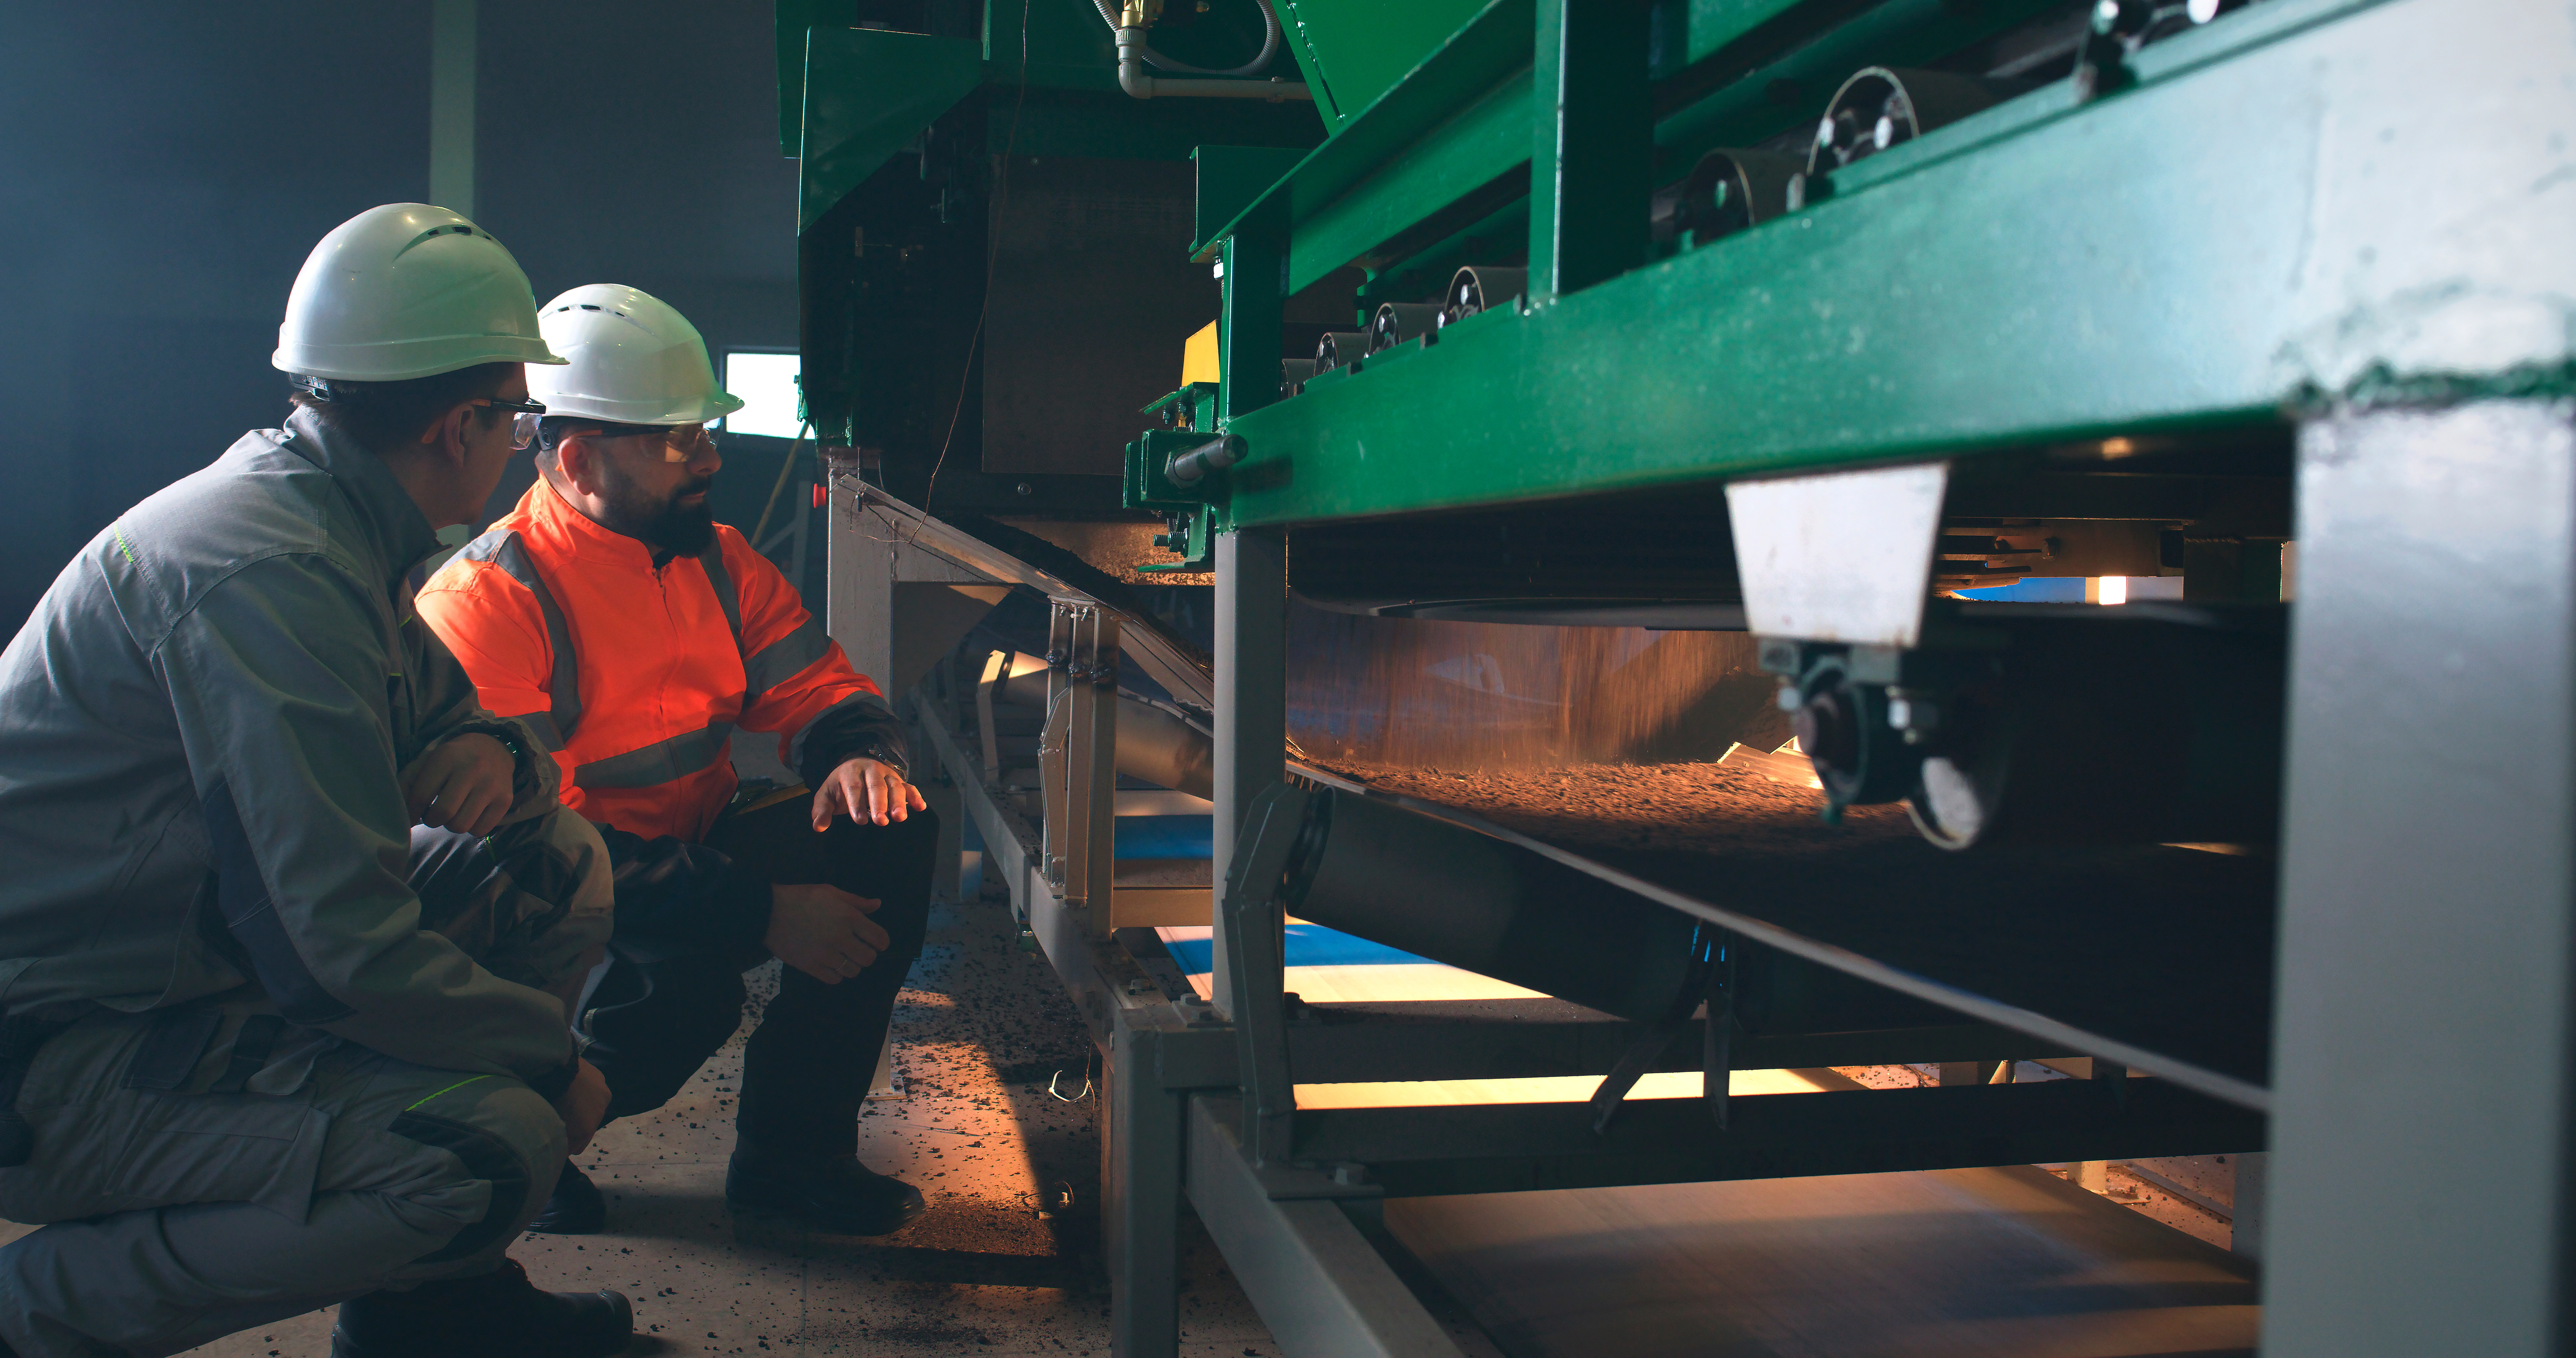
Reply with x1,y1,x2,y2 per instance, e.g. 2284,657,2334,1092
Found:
725,1143,926,1235
526,1161,607,1234
330,1256,631,1358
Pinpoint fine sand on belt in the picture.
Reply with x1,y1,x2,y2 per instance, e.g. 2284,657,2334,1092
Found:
1315,758,1915,858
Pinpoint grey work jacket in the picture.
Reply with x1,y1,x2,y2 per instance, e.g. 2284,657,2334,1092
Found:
0,407,577,1093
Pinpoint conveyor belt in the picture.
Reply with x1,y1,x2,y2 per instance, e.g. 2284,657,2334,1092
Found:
1294,762,2273,1111
1388,1164,2257,1358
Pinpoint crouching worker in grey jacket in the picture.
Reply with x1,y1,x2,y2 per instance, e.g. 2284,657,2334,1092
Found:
0,205,632,1358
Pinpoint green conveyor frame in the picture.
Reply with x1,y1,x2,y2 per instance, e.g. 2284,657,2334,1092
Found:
780,0,2576,528
1179,0,2576,531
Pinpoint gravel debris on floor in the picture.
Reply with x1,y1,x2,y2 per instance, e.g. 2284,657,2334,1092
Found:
140,884,1285,1356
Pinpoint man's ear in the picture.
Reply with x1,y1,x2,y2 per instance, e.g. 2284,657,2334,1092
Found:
420,402,475,468
556,435,599,497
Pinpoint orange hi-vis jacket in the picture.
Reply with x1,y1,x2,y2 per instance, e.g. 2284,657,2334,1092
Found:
415,478,900,845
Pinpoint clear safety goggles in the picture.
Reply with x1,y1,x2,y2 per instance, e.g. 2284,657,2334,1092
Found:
516,416,718,462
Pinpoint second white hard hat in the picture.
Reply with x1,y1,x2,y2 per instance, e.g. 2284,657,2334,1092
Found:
527,285,746,426
273,203,564,382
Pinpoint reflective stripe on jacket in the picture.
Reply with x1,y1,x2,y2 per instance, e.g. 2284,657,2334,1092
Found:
0,408,581,1092
415,477,898,844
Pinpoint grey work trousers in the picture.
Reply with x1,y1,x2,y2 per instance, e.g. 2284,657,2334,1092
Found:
0,807,611,1358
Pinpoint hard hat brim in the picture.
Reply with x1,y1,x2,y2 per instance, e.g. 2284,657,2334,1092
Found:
273,332,568,383
536,389,749,426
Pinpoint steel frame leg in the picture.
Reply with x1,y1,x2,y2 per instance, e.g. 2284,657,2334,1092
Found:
1104,1025,1183,1358
2267,400,2576,1356
1211,527,1287,1018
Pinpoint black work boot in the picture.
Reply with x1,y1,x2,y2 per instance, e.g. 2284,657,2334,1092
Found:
330,1256,631,1358
725,1143,926,1235
526,1161,608,1234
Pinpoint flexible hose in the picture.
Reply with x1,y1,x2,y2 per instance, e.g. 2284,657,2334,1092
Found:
1091,0,1281,77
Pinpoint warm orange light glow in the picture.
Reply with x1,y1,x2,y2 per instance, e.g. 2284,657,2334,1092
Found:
2098,576,2129,605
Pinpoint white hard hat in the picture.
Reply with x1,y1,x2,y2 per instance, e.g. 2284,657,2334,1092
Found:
527,284,746,426
272,203,564,382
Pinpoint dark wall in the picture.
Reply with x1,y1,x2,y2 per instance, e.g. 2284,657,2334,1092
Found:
476,0,804,540
0,1,803,636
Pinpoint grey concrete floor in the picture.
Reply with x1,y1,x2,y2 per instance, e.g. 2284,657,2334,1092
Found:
0,886,1284,1357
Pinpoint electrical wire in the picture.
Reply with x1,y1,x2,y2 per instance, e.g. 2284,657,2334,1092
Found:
1089,0,1282,77
748,419,813,549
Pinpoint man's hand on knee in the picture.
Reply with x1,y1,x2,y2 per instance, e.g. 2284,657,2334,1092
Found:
812,757,926,829
401,733,518,836
764,883,892,984
556,1057,611,1154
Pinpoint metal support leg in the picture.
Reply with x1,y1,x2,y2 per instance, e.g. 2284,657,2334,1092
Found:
925,767,964,903
1221,785,1311,1166
2267,400,2576,1357
825,475,894,683
1105,1026,1182,1358
1186,1097,1466,1358
2230,1150,2267,1261
1041,601,1119,927
1211,527,1286,1019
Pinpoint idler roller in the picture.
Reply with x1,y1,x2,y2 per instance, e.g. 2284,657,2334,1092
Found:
1369,301,1441,352
1786,657,1923,810
1807,67,2002,174
1437,266,1526,328
1280,357,1315,397
1784,610,2286,850
1314,330,1370,371
1901,612,2285,851
1676,149,1804,244
1278,787,1698,1023
995,653,1214,800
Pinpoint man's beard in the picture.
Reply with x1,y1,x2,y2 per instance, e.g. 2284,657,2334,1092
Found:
593,458,716,558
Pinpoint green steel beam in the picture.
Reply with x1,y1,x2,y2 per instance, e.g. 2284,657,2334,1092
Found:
1286,67,1529,289
1672,0,1813,70
1194,146,1310,257
1273,0,1496,130
1219,206,1289,428
1530,0,1652,303
1211,0,2576,527
797,28,984,231
777,0,859,157
1196,0,1533,271
1651,0,2064,161
1204,0,2072,299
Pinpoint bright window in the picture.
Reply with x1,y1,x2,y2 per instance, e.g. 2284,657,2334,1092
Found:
723,351,803,439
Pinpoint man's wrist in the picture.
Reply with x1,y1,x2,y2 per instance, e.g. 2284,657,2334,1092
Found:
448,721,542,799
847,743,908,778
527,1056,580,1105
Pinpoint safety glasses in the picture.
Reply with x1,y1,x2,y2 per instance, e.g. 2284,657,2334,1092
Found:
469,399,548,446
530,419,719,462
464,395,547,450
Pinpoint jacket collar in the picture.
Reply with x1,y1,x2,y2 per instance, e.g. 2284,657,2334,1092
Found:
276,406,443,587
525,473,679,572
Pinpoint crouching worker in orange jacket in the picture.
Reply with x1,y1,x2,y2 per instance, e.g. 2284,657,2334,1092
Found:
416,286,937,1239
